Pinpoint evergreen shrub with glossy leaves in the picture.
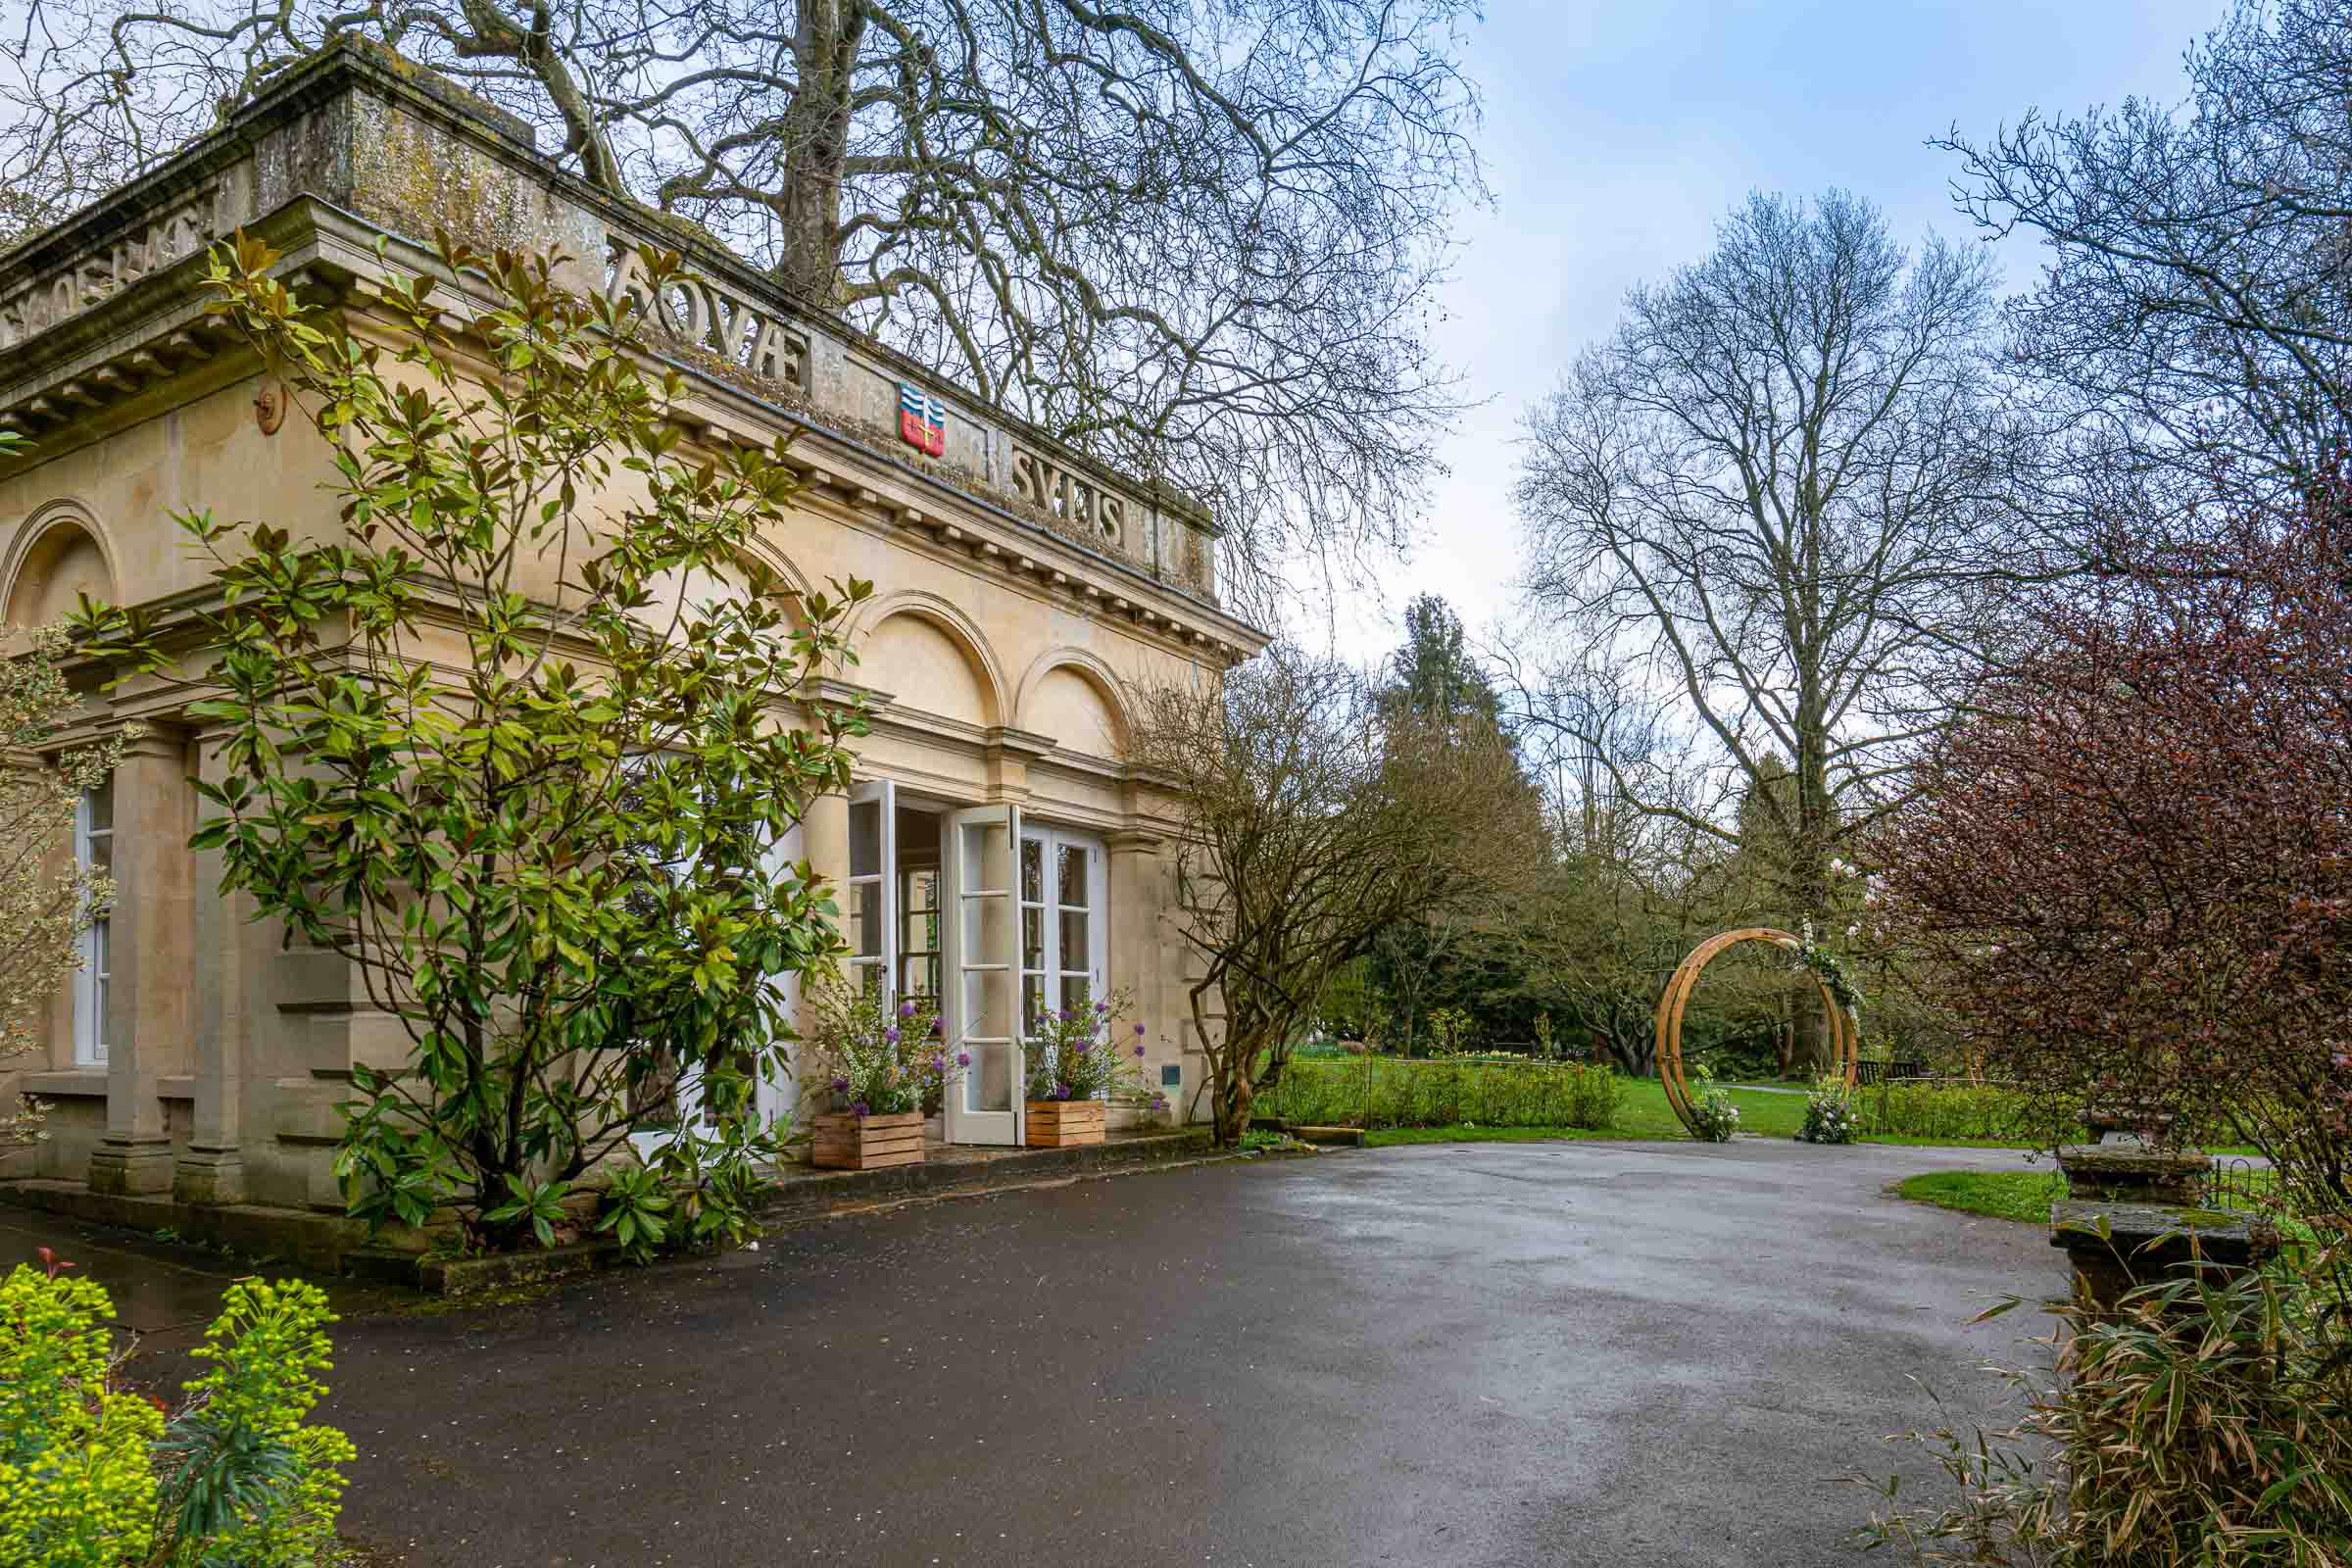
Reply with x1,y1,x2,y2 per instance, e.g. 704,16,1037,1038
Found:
73,233,871,1256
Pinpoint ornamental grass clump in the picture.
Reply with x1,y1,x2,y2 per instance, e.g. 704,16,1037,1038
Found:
1022,989,1159,1108
1796,1077,1858,1145
1859,1237,2352,1566
801,981,960,1117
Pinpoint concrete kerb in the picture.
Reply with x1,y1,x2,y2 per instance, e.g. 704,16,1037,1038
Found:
2,1126,1227,1292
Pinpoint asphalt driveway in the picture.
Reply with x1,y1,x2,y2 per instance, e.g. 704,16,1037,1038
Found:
306,1140,2050,1567
11,1139,2059,1567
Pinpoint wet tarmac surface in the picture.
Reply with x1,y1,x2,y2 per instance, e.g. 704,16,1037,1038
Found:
8,1140,2056,1567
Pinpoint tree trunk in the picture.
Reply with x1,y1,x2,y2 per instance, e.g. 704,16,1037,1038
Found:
778,2,858,309
1215,1068,1254,1148
1789,679,1838,1077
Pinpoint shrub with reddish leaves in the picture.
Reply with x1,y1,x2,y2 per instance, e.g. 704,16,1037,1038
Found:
1880,481,2352,1232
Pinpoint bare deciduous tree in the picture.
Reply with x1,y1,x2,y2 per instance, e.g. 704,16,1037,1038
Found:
1940,0,2352,528
1512,191,2035,1068
0,0,1485,610
1132,647,1540,1145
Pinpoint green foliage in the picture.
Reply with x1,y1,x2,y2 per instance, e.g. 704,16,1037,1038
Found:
1855,1081,2070,1145
801,981,953,1117
1861,1240,2352,1566
1265,1057,1624,1131
1423,1005,1473,1056
1795,1076,1858,1145
156,1278,353,1566
592,1162,675,1262
74,232,870,1254
0,1257,352,1568
0,1257,162,1567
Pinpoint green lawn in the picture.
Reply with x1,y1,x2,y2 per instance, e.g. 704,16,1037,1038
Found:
1893,1168,2068,1223
1360,1079,1805,1147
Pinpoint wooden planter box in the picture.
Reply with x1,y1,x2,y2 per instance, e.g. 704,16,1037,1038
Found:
808,1111,927,1170
1026,1100,1106,1148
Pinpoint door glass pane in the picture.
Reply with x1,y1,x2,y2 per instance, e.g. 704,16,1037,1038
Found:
1022,906,1044,970
1059,909,1089,971
849,799,880,878
965,1040,1015,1111
92,914,111,1058
900,868,940,1000
1023,974,1049,1038
85,781,112,834
1056,843,1086,906
850,882,882,957
1061,974,1092,1021
1021,838,1045,903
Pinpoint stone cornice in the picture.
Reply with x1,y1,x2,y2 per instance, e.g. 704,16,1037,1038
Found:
0,38,1262,648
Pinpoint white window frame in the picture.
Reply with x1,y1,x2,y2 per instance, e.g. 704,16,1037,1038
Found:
74,783,113,1067
1018,824,1108,1064
845,779,897,1002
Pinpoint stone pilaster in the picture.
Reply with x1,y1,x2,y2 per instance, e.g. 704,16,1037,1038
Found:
174,728,245,1204
1105,829,1175,1111
87,726,195,1196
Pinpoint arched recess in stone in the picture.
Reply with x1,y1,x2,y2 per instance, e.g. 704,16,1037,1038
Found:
1653,927,1857,1134
1014,648,1132,759
3,502,120,629
641,537,815,640
850,593,1008,728
735,537,816,624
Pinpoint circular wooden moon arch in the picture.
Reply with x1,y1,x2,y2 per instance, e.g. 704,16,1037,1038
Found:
1654,928,1858,1135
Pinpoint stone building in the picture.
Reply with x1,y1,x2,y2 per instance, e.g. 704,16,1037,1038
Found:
0,42,1265,1222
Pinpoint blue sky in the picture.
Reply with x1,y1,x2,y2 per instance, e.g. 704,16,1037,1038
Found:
1324,0,2227,660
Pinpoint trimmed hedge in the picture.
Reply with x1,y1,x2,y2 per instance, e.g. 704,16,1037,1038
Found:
1852,1079,2072,1144
1264,1057,1624,1131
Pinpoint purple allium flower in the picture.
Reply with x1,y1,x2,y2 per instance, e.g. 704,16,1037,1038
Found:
1134,1043,1147,1057
898,1000,917,1019
1054,1083,1072,1100
884,1026,901,1045
1134,1022,1147,1036
1095,1000,1109,1014
1073,1041,1091,1055
956,1051,972,1068
851,1100,871,1118
830,1075,850,1093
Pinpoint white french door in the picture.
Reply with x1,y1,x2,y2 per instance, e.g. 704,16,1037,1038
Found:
845,779,897,1003
1017,828,1108,1085
942,802,1023,1144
